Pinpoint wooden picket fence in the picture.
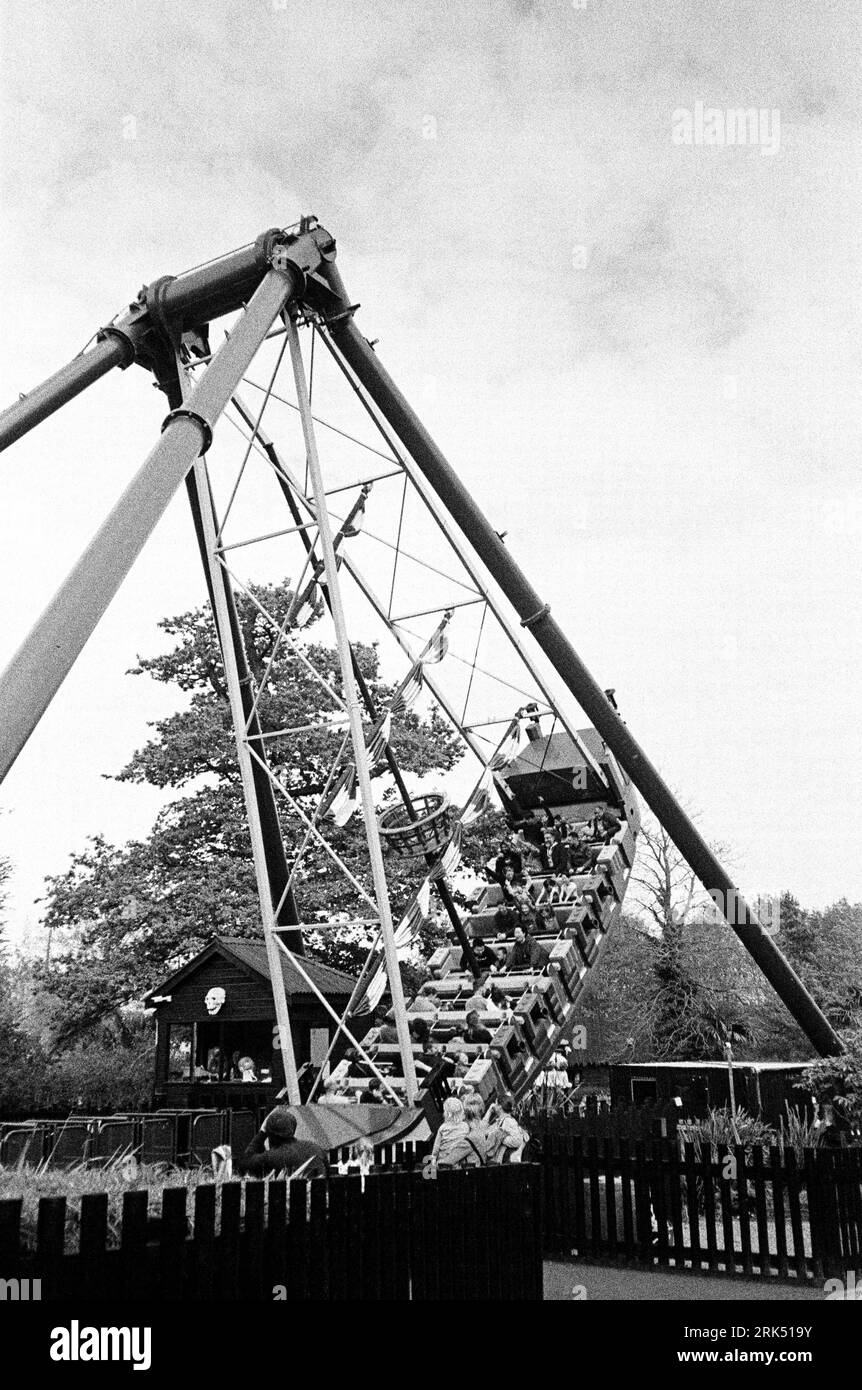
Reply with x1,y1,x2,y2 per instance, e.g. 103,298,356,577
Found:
541,1134,862,1283
527,1099,678,1140
0,1164,543,1301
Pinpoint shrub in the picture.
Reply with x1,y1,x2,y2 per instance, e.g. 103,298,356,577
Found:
779,1103,825,1156
0,1034,154,1119
802,1029,862,1138
678,1106,777,1153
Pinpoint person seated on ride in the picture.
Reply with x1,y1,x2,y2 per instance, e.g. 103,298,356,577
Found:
510,828,543,874
589,806,622,843
509,878,537,915
492,837,523,886
521,899,548,936
410,986,438,1014
417,1039,443,1073
561,819,587,860
319,1077,352,1105
498,863,522,905
430,1097,470,1168
359,1076,385,1104
454,1051,472,1079
460,932,498,975
494,900,520,938
488,942,510,975
533,901,559,935
463,1009,493,1045
235,1107,328,1179
511,807,552,870
377,1008,399,1044
410,1015,432,1047
506,924,549,973
341,1046,374,1079
542,875,561,904
463,983,486,1014
550,827,572,875
482,982,505,1017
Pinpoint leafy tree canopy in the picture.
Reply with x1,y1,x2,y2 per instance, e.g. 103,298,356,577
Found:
36,582,504,1043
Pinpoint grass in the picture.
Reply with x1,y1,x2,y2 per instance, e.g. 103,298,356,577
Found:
0,1153,224,1250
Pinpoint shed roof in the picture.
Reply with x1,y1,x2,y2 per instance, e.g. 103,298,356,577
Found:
144,936,356,1004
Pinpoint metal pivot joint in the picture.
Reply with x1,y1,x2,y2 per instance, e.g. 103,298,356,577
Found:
161,408,213,455
0,219,336,453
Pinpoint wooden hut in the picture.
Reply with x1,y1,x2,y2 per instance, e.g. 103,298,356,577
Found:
144,935,358,1109
608,1060,815,1125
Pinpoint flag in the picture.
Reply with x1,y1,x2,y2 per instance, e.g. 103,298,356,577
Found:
428,822,462,880
422,625,448,665
460,767,494,825
351,958,388,1016
327,764,358,825
366,711,392,764
292,595,317,630
390,665,422,714
394,888,431,949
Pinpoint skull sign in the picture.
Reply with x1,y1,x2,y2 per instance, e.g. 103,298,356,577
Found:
205,987,226,1016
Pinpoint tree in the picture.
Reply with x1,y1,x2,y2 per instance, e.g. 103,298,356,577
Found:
35,581,501,1041
804,1029,862,1134
581,814,825,1062
626,814,754,1059
776,894,862,1033
0,851,43,1110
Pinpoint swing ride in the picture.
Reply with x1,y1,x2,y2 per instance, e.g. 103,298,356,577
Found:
0,216,842,1142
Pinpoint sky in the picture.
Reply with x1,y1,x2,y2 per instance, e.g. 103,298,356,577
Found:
1,0,860,951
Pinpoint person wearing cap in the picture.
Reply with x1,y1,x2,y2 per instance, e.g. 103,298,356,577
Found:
235,1107,328,1179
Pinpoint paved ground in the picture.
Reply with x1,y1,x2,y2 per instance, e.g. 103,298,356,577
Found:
544,1260,826,1301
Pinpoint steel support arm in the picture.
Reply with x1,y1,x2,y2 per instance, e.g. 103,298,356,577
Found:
321,281,843,1058
0,335,130,453
0,266,302,784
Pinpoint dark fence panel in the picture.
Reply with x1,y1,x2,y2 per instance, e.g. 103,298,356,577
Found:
526,1099,678,1141
0,1164,543,1302
541,1133,862,1283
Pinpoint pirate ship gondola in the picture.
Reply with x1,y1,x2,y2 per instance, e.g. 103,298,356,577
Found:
347,727,639,1105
